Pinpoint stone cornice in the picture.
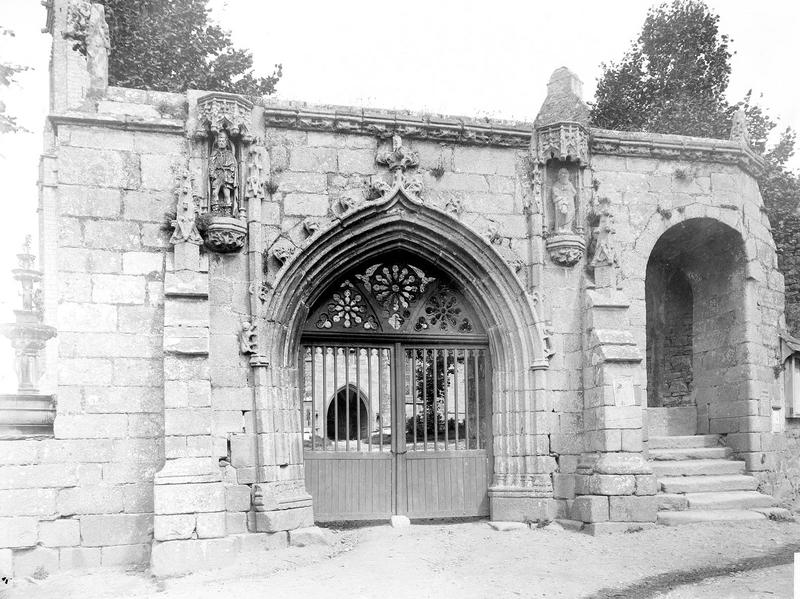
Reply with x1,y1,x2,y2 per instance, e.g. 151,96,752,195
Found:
261,105,531,148
48,113,185,135
590,128,766,177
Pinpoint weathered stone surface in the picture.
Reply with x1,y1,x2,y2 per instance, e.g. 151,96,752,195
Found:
80,514,154,547
608,495,657,522
39,519,81,547
154,482,225,515
59,546,102,569
13,546,60,578
249,506,314,532
571,496,609,523
0,517,38,548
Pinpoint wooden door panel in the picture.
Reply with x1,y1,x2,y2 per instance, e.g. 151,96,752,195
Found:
305,451,393,521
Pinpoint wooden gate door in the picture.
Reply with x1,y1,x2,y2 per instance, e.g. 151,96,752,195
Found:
299,253,493,521
301,343,491,521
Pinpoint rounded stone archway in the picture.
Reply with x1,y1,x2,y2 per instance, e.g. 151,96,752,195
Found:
645,217,749,437
257,190,555,521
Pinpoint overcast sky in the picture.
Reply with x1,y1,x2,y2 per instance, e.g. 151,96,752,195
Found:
0,0,797,390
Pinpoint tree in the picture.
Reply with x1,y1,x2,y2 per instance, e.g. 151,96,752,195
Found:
97,0,281,95
590,0,800,334
0,27,30,134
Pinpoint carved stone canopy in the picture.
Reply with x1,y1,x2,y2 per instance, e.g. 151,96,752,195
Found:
534,122,590,165
195,92,254,141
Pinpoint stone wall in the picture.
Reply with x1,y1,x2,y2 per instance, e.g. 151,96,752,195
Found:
0,87,187,576
774,213,800,337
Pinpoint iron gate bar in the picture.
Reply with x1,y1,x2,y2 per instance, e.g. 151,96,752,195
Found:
432,348,438,447
453,348,459,448
367,348,372,452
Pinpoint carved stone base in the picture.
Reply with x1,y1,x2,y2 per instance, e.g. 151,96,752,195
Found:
204,216,247,253
546,233,585,267
489,486,558,523
0,394,55,438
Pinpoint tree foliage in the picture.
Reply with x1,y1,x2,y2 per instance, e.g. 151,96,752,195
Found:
0,27,31,134
97,0,281,95
590,0,800,332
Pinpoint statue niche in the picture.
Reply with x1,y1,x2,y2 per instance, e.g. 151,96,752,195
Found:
209,129,241,218
551,167,577,234
545,162,585,267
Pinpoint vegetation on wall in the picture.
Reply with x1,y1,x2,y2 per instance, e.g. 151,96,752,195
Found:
590,0,800,334
0,27,30,133
98,0,281,95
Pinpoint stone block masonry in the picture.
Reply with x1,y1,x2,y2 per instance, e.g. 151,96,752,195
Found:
0,7,788,575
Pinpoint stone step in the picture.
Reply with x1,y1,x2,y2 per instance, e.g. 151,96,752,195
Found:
648,435,722,449
659,475,759,494
650,446,731,461
657,509,767,526
657,493,688,511
651,459,745,478
685,491,776,511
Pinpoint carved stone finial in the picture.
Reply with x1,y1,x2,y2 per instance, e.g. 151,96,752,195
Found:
535,67,590,128
730,108,751,146
377,135,420,173
372,135,423,201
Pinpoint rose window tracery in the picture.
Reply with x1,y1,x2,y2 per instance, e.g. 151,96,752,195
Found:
305,258,483,336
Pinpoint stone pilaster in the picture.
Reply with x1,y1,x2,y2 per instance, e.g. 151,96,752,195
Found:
151,238,226,573
571,273,657,531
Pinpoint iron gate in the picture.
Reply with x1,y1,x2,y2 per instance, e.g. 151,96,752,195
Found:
301,343,491,521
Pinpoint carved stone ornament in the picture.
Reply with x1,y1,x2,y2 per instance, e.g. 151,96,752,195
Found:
238,321,258,354
204,217,247,253
590,199,617,268
730,107,751,147
546,233,586,267
302,217,321,236
371,135,424,202
63,0,92,54
245,146,267,203
270,241,296,266
170,170,203,246
534,122,590,165
196,92,254,141
86,3,110,94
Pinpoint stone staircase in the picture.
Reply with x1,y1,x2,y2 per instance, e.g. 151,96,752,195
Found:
649,434,786,525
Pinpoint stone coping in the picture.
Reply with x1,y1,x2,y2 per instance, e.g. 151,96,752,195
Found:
591,127,766,177
54,86,766,174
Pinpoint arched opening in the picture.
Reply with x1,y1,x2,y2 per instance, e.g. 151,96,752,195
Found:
645,218,747,436
300,249,493,520
326,385,370,441
261,191,551,523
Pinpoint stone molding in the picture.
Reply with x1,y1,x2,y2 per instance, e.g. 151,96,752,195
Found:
262,105,530,148
49,112,185,135
590,128,766,177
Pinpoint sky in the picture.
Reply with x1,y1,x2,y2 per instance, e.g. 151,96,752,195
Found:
0,0,798,390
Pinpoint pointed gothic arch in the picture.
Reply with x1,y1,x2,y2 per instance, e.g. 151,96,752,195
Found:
258,189,555,519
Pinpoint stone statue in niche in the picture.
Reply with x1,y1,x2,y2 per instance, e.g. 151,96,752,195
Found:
551,167,576,234
209,129,239,216
86,2,110,94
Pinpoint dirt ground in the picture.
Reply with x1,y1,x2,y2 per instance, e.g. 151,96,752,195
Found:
2,519,799,599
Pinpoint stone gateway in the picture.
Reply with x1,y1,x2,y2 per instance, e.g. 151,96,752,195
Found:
0,0,796,579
